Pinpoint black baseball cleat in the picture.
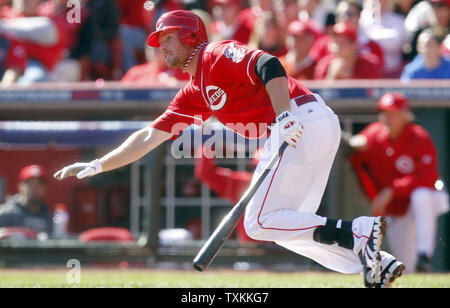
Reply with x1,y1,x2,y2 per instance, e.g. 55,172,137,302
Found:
354,216,387,288
416,253,432,273
364,251,405,288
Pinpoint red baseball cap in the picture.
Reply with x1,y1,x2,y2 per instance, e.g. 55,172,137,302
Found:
332,22,358,42
287,20,321,40
18,165,48,182
377,92,410,112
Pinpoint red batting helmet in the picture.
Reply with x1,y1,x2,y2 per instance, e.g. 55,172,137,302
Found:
147,10,208,48
377,92,410,112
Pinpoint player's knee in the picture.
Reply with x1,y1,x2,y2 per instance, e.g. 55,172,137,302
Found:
243,213,273,241
243,218,261,240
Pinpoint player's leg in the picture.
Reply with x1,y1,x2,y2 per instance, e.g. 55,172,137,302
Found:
244,95,383,276
411,188,437,258
276,239,362,273
409,187,444,272
244,97,341,243
385,212,416,273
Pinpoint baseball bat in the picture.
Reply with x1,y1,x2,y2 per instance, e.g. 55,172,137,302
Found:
192,141,289,272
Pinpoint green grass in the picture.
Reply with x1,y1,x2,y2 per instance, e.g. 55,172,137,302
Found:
0,269,449,288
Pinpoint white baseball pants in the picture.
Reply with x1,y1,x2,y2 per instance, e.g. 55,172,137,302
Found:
244,94,363,274
386,187,449,272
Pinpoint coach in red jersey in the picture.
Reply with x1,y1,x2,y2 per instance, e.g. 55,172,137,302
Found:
54,10,405,288
348,92,449,273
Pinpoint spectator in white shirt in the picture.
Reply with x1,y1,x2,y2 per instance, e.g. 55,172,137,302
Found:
360,0,408,77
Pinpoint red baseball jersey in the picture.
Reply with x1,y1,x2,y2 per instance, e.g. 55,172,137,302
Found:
349,122,439,216
150,40,312,139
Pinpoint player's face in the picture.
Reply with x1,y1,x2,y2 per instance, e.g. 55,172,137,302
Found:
18,178,46,204
158,30,192,69
379,110,409,137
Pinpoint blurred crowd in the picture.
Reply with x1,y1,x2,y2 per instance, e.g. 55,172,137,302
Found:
0,0,448,87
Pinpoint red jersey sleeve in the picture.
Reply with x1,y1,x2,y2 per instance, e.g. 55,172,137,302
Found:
206,41,264,86
150,85,213,139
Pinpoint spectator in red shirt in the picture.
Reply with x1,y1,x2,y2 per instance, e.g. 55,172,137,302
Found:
248,10,287,57
279,20,323,80
227,0,275,44
346,93,449,273
38,0,90,82
314,22,382,80
309,0,384,68
210,0,247,43
0,33,27,86
117,0,155,73
121,46,189,85
0,0,68,85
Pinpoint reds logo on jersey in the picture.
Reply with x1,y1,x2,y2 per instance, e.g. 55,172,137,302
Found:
205,85,227,111
395,155,415,174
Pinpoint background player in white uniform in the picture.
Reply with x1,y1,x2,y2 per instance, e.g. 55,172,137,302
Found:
54,10,404,287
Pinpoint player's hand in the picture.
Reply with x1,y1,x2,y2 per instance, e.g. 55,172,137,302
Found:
53,159,102,180
276,111,303,147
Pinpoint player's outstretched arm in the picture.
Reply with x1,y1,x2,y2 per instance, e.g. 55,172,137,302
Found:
54,127,172,180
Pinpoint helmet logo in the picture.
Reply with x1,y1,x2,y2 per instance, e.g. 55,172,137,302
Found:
206,85,227,111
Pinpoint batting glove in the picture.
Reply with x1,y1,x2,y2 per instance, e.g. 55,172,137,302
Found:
54,159,102,180
276,111,303,147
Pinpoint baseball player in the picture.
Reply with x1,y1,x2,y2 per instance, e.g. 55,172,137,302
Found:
348,92,449,272
54,10,404,287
